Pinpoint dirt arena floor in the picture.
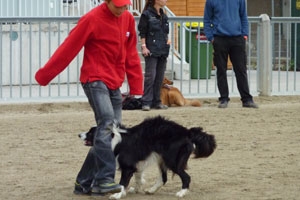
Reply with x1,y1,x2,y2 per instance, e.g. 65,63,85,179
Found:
1,95,300,200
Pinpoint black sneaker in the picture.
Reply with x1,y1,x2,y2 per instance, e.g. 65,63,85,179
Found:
218,100,228,108
91,182,122,195
243,101,258,108
73,182,91,195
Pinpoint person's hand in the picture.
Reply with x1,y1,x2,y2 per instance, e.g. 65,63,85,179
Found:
141,45,151,57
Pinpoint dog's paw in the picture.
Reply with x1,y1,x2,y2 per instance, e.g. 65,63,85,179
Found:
176,189,188,198
127,187,137,193
144,187,156,195
141,177,146,185
144,179,163,195
109,192,122,200
109,186,126,200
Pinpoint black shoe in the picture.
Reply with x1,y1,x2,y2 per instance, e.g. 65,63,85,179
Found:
153,103,168,109
243,101,258,108
218,100,228,108
91,182,122,195
73,182,91,195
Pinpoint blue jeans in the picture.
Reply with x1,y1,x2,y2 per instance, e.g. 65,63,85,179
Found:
76,81,122,190
141,56,167,106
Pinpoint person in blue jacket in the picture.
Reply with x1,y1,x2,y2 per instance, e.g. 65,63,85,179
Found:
204,0,258,108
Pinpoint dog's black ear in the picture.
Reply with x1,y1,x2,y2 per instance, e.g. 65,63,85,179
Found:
190,127,216,158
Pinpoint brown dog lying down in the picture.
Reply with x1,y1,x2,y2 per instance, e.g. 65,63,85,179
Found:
160,77,201,107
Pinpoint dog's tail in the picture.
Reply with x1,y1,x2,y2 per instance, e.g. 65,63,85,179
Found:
190,127,216,158
184,99,202,107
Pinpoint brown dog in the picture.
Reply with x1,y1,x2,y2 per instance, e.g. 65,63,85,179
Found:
160,77,201,107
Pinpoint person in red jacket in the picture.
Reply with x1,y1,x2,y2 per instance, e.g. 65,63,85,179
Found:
35,0,143,196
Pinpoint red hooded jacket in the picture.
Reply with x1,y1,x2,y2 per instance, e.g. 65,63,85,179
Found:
35,3,143,95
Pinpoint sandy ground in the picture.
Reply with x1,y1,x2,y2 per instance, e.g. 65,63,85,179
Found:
1,95,300,200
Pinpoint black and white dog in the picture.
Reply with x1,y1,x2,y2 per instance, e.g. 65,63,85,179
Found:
78,116,216,199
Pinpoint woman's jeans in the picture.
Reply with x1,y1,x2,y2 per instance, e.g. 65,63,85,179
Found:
76,81,122,190
141,56,167,106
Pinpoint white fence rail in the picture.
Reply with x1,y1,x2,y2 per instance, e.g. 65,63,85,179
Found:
0,0,97,17
0,16,300,103
0,0,144,17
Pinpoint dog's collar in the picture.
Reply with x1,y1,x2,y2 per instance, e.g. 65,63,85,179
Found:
163,84,172,89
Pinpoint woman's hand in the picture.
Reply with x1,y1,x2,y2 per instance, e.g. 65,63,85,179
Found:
141,45,151,57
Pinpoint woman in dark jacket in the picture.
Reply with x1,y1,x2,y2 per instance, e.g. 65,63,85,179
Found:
138,0,170,111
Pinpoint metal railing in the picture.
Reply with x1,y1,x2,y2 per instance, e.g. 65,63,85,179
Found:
0,16,300,103
0,0,143,17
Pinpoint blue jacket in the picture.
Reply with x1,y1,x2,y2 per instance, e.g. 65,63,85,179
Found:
203,0,249,42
